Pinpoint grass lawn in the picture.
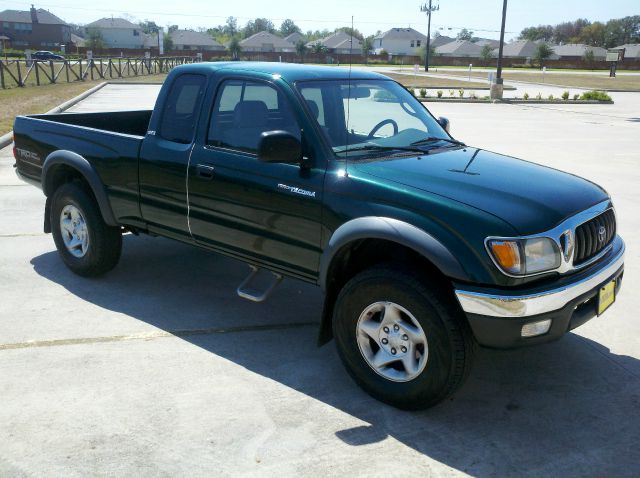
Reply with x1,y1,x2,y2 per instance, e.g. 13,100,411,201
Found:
385,72,489,89
0,74,167,135
430,70,640,91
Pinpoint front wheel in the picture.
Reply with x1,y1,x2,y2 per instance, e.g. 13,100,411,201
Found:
332,264,474,410
51,182,122,277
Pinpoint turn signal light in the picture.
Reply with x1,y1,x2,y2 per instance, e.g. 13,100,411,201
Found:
488,240,521,274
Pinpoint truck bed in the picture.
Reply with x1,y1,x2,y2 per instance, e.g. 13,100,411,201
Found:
28,110,152,137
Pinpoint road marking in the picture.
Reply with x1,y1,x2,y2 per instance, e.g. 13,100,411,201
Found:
0,233,47,237
0,322,318,351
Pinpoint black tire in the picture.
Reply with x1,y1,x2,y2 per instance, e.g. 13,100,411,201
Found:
332,263,474,410
50,181,122,277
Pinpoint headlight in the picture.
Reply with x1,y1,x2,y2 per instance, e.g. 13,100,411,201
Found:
487,237,561,276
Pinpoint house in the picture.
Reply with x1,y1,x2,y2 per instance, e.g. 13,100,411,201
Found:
435,40,482,57
495,39,552,59
475,38,501,49
373,28,427,55
552,44,606,60
307,31,362,54
239,31,295,52
614,43,640,60
430,35,455,48
170,30,224,51
0,5,70,49
85,17,145,49
284,32,305,45
70,33,85,48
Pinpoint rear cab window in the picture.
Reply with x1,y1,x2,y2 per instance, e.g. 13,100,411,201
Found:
158,74,207,144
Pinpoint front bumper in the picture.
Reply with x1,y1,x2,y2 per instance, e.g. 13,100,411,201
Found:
454,236,625,348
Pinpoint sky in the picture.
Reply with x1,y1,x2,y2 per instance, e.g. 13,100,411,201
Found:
2,0,638,40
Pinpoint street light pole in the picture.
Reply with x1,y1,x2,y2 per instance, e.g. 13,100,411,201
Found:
420,1,439,72
491,0,508,99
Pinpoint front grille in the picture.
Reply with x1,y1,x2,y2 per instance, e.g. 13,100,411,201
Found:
574,209,616,266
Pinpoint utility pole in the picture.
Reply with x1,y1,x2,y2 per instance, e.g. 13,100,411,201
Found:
491,0,508,99
420,1,439,72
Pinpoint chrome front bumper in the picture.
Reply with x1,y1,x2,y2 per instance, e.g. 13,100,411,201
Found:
455,239,625,318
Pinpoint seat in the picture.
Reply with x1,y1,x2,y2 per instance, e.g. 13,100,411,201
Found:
221,100,269,152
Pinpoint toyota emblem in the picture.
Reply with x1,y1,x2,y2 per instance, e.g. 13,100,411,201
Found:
598,226,606,243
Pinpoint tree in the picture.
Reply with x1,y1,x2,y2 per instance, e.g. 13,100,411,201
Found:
139,20,160,34
362,36,374,64
168,25,179,34
534,43,554,69
336,26,364,40
295,40,307,63
228,36,242,60
243,18,275,38
280,19,301,37
583,49,596,69
578,22,606,47
456,28,474,41
519,25,554,41
311,42,328,55
224,17,238,37
480,44,494,62
85,28,104,51
163,32,174,51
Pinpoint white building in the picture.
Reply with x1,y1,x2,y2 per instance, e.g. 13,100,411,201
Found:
85,17,145,49
614,43,640,59
373,28,428,55
552,43,607,60
307,31,362,54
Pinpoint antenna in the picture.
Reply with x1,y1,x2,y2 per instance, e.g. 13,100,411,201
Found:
344,15,354,177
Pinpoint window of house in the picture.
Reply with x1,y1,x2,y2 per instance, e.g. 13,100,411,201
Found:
2,22,10,29
158,74,207,144
207,79,300,154
410,41,414,48
416,40,421,47
133,29,140,36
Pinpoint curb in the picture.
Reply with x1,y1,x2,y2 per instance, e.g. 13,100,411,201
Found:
409,86,517,91
0,81,108,149
420,98,614,104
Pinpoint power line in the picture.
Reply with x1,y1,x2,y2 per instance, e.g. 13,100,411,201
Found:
2,0,516,33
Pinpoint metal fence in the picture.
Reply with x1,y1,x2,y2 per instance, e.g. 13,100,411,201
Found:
0,57,198,89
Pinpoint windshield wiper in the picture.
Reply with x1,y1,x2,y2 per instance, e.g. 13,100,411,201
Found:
411,137,466,147
336,143,428,155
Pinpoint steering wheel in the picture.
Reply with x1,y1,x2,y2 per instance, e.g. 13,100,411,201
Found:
367,119,399,139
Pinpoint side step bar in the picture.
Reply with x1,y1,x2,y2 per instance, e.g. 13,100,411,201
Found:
237,265,283,302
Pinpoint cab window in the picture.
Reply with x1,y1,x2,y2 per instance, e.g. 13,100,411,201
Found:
158,74,206,144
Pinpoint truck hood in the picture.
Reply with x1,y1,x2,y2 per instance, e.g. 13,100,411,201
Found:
353,147,609,234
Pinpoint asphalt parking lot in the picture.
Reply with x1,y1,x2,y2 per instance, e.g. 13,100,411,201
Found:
1,82,639,477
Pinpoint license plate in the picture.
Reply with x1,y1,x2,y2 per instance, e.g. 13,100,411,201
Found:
597,280,616,315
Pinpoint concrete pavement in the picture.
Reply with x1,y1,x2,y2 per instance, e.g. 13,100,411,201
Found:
1,83,639,477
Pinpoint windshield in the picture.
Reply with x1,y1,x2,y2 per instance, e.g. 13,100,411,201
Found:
296,79,452,158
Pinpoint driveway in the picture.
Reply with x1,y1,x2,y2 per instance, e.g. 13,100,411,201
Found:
0,83,639,476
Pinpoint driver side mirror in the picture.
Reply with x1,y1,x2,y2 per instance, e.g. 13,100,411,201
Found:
258,130,303,165
438,116,450,133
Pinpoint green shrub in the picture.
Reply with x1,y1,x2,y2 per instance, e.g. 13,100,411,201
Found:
458,88,464,97
580,90,612,101
437,90,443,98
573,93,580,100
523,92,529,100
548,94,554,100
562,91,570,100
419,88,427,98
536,92,542,100
449,89,455,97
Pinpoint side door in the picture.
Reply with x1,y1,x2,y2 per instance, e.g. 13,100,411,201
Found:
187,77,326,280
138,73,207,240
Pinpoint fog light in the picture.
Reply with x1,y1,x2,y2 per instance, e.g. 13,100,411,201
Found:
521,319,552,338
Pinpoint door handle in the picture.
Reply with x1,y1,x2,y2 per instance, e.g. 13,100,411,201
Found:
196,164,215,180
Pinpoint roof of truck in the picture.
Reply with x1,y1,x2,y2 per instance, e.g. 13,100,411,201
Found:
172,62,390,82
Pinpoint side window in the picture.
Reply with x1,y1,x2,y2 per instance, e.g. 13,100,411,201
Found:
158,74,206,144
208,80,300,154
300,87,325,126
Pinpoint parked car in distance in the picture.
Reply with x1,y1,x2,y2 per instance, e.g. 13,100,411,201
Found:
12,62,625,410
31,51,65,61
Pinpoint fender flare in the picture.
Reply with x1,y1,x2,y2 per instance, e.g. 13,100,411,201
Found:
319,216,469,291
42,150,118,227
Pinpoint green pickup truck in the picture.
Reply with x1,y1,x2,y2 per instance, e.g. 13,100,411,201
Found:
12,62,624,409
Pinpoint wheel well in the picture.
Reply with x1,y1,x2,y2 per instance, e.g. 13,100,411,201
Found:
318,238,453,345
43,165,97,233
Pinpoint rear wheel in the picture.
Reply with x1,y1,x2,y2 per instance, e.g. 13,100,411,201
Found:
51,182,122,277
332,264,474,410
